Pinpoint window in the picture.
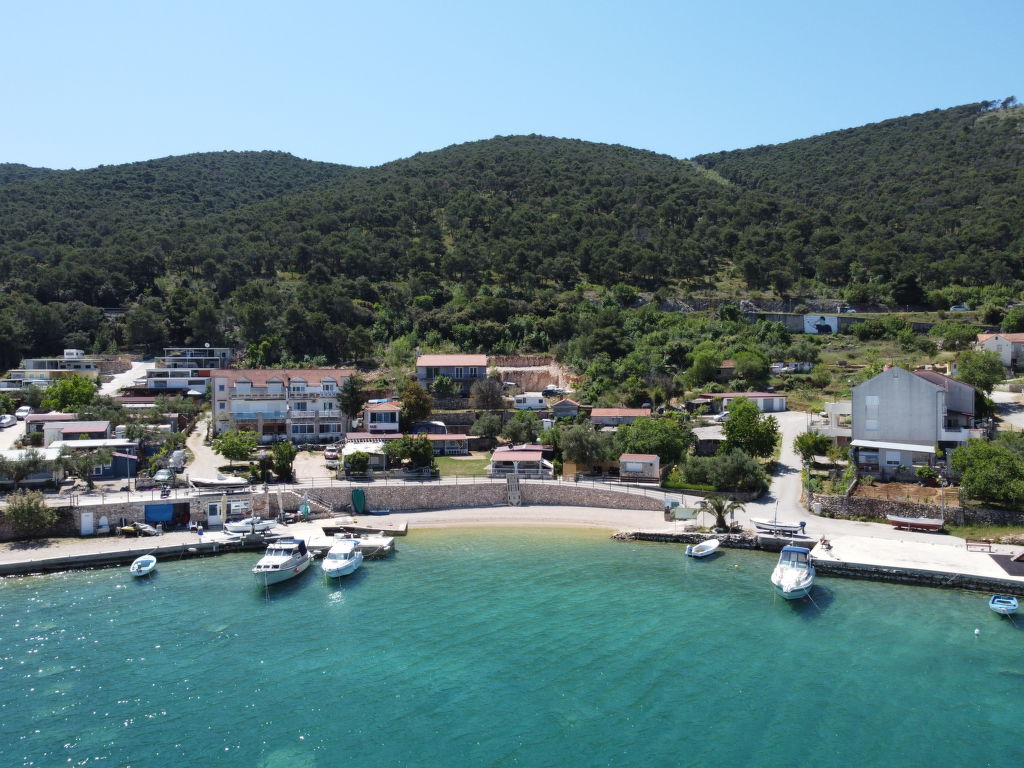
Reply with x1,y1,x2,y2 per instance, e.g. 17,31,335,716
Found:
218,384,225,392
319,423,341,434
322,402,334,411
865,395,879,431
218,402,225,410
454,367,464,379
322,383,335,393
293,401,307,412
885,451,902,466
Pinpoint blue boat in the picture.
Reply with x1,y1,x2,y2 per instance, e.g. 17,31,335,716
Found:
989,595,1019,616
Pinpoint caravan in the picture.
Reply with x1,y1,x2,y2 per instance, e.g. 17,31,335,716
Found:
514,394,547,411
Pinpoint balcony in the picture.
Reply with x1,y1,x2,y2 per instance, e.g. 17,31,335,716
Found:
231,411,286,421
940,427,985,444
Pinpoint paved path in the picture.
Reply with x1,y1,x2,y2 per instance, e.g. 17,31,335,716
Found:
99,360,154,397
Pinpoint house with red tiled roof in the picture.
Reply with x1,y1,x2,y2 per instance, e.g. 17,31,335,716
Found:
210,368,355,444
415,354,488,396
364,401,401,434
976,333,1024,369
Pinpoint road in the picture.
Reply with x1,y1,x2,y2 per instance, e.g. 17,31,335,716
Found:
99,360,154,397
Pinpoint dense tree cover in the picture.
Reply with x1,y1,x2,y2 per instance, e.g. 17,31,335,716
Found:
950,437,1024,507
0,104,1021,388
614,417,692,465
955,349,1004,394
722,398,780,459
695,101,1024,295
2,489,56,534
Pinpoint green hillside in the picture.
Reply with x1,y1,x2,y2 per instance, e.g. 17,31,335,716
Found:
693,99,1024,291
0,102,1020,377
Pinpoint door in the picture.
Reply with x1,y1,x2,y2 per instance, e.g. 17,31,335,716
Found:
80,511,94,536
144,504,174,524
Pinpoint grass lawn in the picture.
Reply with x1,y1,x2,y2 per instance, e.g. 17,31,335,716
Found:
946,523,1024,541
435,454,492,477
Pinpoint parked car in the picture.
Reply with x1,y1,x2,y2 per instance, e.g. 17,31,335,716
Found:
153,469,173,483
0,414,16,428
712,412,729,423
15,405,31,420
949,305,971,312
324,446,339,461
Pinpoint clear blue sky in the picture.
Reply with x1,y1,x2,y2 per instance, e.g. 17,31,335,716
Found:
3,0,1020,170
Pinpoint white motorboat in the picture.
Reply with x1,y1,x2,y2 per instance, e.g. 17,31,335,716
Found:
321,537,364,578
771,545,815,600
189,474,249,488
224,516,276,534
129,554,157,577
751,517,805,536
252,538,313,586
989,595,1019,616
685,539,721,558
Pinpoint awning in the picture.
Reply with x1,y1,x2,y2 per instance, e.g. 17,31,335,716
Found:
850,439,935,454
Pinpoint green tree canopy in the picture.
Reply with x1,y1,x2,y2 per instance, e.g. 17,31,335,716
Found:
272,440,297,482
430,375,457,398
956,349,1004,394
469,412,503,439
561,424,611,466
40,375,97,413
469,378,504,410
721,397,779,459
614,417,691,465
211,429,258,467
501,410,540,444
793,430,830,464
3,489,57,536
383,435,434,468
338,374,366,421
950,439,1024,507
399,380,434,428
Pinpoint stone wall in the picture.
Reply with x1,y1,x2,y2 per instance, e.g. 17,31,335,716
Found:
811,492,1024,526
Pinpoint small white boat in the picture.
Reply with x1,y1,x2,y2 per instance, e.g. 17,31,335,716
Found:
751,517,805,536
224,516,276,534
771,545,815,600
322,537,364,578
189,473,249,488
989,595,1019,616
129,554,157,577
686,539,721,558
252,538,313,586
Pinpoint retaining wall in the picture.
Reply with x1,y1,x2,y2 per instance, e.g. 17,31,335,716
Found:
812,492,1024,526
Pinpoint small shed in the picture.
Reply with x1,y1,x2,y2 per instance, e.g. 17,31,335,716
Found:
618,453,661,483
551,398,582,420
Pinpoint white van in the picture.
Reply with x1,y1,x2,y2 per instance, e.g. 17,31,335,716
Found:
514,394,547,410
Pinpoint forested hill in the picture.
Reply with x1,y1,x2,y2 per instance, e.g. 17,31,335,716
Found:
0,104,1022,370
693,99,1024,289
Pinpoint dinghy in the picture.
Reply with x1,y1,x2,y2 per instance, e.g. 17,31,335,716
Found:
129,554,157,577
989,595,1019,616
685,539,721,558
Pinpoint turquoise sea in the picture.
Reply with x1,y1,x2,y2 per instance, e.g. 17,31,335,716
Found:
1,528,1022,767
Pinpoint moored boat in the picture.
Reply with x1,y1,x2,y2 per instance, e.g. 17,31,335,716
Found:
989,595,1019,616
252,538,313,586
129,554,157,577
686,539,721,558
771,545,815,600
322,537,364,578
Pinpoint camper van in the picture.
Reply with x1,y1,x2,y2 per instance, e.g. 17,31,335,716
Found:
514,394,547,411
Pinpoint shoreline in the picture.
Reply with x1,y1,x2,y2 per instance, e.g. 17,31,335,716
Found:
2,504,1024,596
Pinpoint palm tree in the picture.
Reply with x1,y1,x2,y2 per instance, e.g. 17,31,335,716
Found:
697,495,745,531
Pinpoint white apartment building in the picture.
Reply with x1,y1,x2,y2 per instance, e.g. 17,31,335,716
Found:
211,368,355,444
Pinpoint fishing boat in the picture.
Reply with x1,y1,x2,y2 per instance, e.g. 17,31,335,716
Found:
771,545,815,600
685,539,721,558
989,595,1019,616
751,517,805,536
321,537,364,578
223,516,276,534
885,514,944,532
129,554,157,577
189,473,249,488
252,538,313,586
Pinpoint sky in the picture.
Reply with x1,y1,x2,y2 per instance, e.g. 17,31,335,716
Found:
2,1,1021,170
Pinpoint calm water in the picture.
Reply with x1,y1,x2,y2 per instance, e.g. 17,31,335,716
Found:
1,529,1022,767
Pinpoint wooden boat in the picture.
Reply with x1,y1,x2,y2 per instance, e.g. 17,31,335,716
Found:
886,514,944,532
751,517,805,536
685,539,721,558
129,554,157,577
989,595,1019,616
